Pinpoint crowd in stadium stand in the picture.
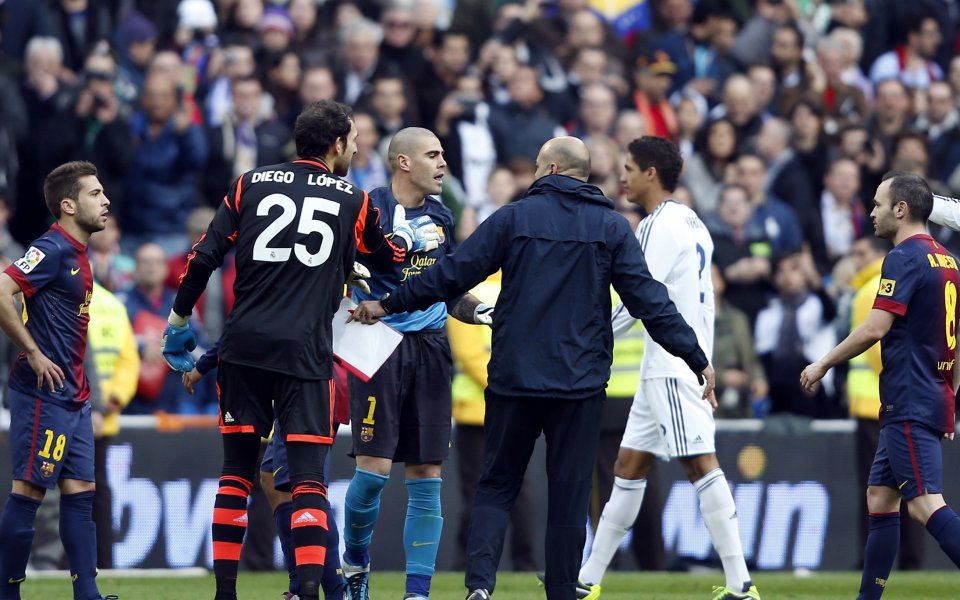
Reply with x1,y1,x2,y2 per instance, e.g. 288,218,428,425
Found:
0,0,956,422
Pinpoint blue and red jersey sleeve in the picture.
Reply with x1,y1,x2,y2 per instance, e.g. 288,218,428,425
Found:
4,238,62,298
873,249,922,317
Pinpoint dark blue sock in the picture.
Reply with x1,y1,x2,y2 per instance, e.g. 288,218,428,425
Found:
60,491,101,600
0,493,41,600
321,506,345,599
858,512,899,600
274,501,299,594
406,574,431,597
925,505,960,567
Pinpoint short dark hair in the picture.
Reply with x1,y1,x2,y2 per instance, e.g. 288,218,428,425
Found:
294,100,353,160
902,8,936,43
776,21,804,48
787,97,824,120
627,136,683,192
881,170,933,222
435,29,469,50
43,161,98,218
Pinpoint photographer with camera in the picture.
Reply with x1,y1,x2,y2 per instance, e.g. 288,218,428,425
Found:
435,72,497,217
75,45,132,214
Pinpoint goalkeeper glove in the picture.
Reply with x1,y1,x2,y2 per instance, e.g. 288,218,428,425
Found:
393,205,440,253
161,313,197,372
347,261,372,294
474,303,494,326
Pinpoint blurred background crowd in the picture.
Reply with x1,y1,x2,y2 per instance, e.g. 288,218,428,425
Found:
0,0,955,426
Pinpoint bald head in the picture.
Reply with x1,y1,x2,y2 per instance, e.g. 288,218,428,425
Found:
387,126,447,197
387,127,438,168
535,136,591,180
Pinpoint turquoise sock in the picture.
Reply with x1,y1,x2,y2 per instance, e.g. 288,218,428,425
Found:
343,468,388,567
404,478,443,596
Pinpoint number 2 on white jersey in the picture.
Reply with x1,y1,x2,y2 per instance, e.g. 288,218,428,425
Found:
253,193,340,267
696,243,706,303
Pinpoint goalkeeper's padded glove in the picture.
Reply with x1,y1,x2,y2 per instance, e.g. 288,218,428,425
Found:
347,261,372,294
474,303,494,326
392,205,440,253
161,318,197,372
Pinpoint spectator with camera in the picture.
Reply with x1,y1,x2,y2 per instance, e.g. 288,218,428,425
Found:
74,45,132,213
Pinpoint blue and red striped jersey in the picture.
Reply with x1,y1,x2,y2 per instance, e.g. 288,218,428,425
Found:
4,223,92,408
873,233,958,434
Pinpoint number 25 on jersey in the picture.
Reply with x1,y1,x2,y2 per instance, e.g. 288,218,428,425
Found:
253,193,339,267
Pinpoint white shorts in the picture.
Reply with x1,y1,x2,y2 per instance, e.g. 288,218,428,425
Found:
620,377,715,459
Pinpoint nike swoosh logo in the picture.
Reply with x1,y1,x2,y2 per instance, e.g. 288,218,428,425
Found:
8,577,25,584
899,481,908,490
70,267,80,275
411,541,435,547
273,468,282,477
351,523,373,529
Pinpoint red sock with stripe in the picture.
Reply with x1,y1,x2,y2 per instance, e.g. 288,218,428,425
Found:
212,475,252,600
291,479,330,600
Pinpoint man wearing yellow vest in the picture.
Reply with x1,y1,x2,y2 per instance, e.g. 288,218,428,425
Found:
593,289,666,571
87,281,140,569
847,235,924,570
447,271,538,573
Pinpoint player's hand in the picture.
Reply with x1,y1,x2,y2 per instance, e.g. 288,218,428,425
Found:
392,205,440,253
91,410,104,439
800,361,827,393
946,432,955,441
348,300,387,324
474,303,495,326
697,364,716,403
26,349,64,392
104,395,123,415
347,261,372,294
161,322,197,372
173,106,192,133
181,368,202,395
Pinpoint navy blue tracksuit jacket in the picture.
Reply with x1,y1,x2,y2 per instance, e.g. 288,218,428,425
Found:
383,174,709,399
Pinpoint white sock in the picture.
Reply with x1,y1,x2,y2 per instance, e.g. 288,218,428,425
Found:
696,468,751,593
579,477,646,585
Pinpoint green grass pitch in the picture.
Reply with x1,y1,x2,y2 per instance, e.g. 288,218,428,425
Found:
19,571,959,599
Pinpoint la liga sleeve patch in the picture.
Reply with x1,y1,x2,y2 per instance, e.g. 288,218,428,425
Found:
14,246,46,274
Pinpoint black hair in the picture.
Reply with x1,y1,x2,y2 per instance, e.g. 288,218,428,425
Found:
44,161,98,218
294,100,353,160
881,170,933,222
627,136,683,192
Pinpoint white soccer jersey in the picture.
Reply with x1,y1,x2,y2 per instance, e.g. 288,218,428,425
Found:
612,200,715,380
932,194,960,231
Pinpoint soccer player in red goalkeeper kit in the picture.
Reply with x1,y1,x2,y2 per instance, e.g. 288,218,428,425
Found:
159,100,437,600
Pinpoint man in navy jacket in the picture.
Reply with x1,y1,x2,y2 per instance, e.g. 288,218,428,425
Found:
351,136,715,600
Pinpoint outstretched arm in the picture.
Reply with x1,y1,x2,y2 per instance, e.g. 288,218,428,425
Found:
800,308,895,392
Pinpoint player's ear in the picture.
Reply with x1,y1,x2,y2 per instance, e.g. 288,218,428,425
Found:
397,153,410,172
60,197,77,217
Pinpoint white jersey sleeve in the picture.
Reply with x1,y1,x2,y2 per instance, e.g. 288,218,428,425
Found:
931,195,960,231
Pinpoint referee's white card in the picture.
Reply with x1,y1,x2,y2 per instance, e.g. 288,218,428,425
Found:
332,297,403,382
